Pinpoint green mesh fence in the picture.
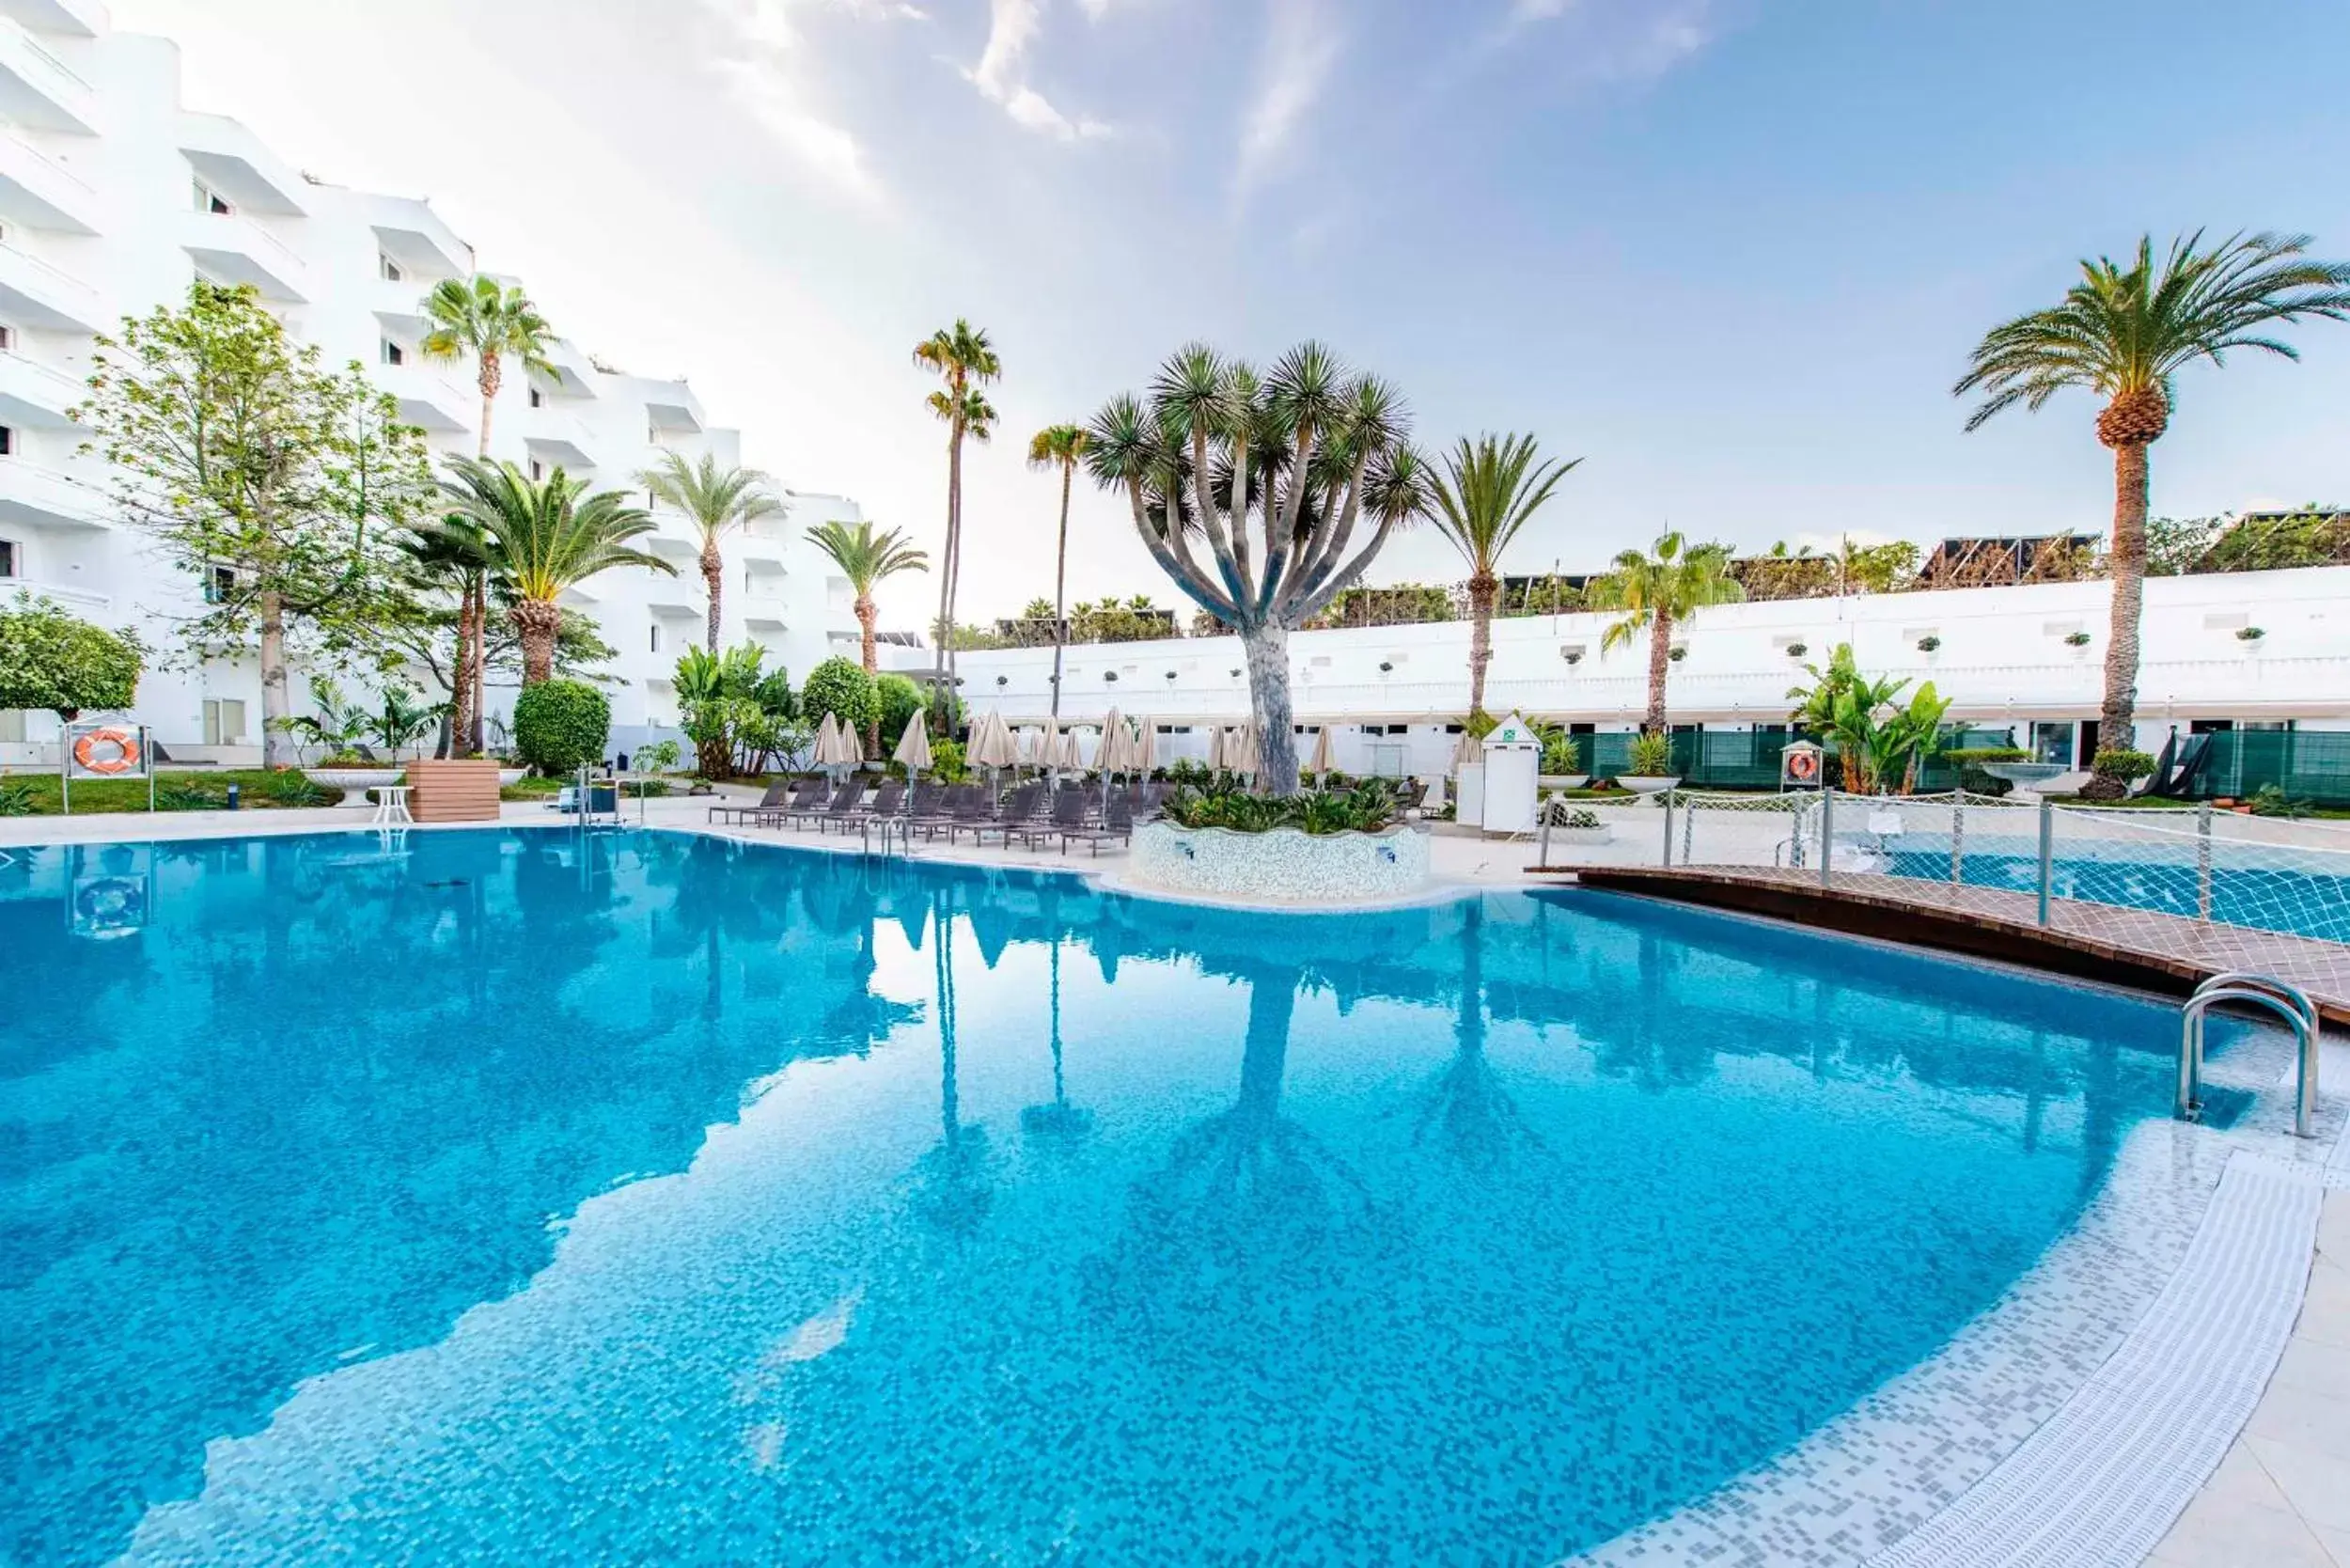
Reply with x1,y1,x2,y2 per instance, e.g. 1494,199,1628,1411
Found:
2184,730,2350,808
1573,726,2017,792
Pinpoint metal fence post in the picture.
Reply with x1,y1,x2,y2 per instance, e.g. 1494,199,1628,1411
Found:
2036,799,2055,927
2196,801,2214,922
1950,800,1965,885
1819,790,1835,889
1661,792,1675,869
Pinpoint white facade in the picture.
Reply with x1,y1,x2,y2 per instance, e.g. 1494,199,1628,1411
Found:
918,567,2350,777
0,0,859,762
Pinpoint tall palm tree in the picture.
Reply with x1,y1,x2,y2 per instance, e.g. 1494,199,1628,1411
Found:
1590,531,1743,735
1426,432,1581,718
418,275,557,457
637,451,786,652
1026,422,1089,720
914,320,1001,712
1956,231,2350,781
439,456,673,684
805,518,929,749
400,510,493,753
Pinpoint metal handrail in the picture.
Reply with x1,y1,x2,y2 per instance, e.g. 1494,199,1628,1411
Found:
2178,974,2321,1138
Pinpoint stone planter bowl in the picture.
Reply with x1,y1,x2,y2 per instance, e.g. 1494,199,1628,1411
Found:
497,767,527,787
1616,774,1682,795
1538,774,1591,791
1129,820,1431,903
303,767,404,808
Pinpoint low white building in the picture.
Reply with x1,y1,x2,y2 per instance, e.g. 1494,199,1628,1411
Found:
920,567,2350,780
0,0,859,764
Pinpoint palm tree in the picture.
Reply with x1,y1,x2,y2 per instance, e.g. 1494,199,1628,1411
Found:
1086,340,1431,794
1026,422,1089,720
400,510,493,753
805,519,929,749
637,451,786,652
418,275,557,457
1426,432,1581,718
439,457,673,684
914,320,1001,711
1590,531,1743,735
1956,231,2350,783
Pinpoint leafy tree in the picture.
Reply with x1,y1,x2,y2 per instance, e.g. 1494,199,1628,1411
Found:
915,319,1001,713
1956,230,2350,791
512,678,609,773
0,593,143,718
804,518,928,748
877,672,926,752
417,274,555,456
637,451,785,652
1590,531,1744,736
76,282,434,766
1426,432,1580,718
1086,341,1432,793
674,643,769,779
368,685,443,760
1027,422,1089,720
801,655,879,740
436,457,671,684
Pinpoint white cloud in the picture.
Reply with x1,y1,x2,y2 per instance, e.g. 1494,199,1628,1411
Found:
966,0,1111,141
699,0,916,205
1497,0,1721,79
1234,0,1341,198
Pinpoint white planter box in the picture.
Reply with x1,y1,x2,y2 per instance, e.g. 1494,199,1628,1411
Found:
1128,820,1432,903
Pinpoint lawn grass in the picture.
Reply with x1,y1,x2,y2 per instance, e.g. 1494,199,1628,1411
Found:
0,768,337,816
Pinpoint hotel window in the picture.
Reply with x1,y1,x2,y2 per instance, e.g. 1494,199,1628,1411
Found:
193,179,231,215
528,459,544,481
0,425,12,455
202,698,247,745
379,254,403,282
381,339,404,367
0,323,14,352
0,538,16,576
527,385,544,408
204,564,236,604
649,622,662,654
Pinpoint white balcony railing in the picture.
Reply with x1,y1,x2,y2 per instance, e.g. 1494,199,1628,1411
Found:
0,456,108,525
0,235,97,328
180,208,308,301
0,17,98,133
0,113,97,230
0,348,85,421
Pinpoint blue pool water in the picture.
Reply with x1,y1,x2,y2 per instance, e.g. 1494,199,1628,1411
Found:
1883,848,2350,944
1,828,2216,1564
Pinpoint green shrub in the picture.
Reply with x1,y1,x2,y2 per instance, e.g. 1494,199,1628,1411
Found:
1627,732,1674,776
2250,783,2311,820
0,780,37,816
512,679,611,774
801,657,878,736
1537,728,1582,776
1161,783,1400,836
2092,748,2156,779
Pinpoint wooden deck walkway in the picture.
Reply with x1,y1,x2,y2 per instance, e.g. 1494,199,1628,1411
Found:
1543,864,2350,1027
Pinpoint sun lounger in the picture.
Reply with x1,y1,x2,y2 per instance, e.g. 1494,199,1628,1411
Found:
748,776,827,827
964,784,1042,846
711,779,794,823
1014,789,1091,850
811,780,872,833
1062,794,1135,855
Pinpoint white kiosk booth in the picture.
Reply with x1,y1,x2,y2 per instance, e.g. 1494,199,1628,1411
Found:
1479,712,1542,837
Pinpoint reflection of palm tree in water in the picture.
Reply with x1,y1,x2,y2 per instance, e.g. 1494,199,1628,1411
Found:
1591,926,1714,1092
1411,902,1549,1171
1021,933,1093,1149
916,887,992,1237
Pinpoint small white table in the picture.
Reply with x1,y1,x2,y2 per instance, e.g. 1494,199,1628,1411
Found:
371,785,414,825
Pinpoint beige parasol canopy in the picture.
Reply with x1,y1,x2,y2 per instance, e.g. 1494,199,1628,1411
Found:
1452,727,1483,767
892,711,932,774
1133,717,1158,775
809,713,842,767
1307,724,1336,778
968,711,1020,771
1205,725,1227,772
1226,722,1262,776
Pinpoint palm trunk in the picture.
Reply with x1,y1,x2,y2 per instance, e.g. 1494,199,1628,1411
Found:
2099,440,2150,752
1644,608,1673,734
944,445,965,698
476,350,501,457
258,589,290,768
702,544,725,654
1466,571,1497,717
932,428,960,722
857,594,881,754
448,583,478,754
1049,461,1072,721
1241,619,1300,795
470,608,487,752
512,600,561,686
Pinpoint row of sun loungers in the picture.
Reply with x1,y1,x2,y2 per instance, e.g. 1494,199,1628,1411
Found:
709,777,1153,854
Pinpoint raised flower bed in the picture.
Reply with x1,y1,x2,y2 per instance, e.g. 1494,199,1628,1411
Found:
1129,820,1432,902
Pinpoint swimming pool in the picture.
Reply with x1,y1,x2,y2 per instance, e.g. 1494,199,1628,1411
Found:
1,828,2217,1564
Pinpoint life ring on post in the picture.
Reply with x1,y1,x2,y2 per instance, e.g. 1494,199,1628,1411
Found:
1785,748,1821,786
71,728,142,776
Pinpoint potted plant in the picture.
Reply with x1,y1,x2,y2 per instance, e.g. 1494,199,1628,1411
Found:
302,751,406,808
1784,641,1808,659
1917,635,1941,655
1616,731,1680,793
1668,645,1687,662
2063,631,2092,649
2237,626,2265,644
1537,729,1588,791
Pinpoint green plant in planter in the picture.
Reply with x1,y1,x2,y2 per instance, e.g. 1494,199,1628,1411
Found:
1539,729,1582,776
1784,641,1808,658
2063,631,2092,647
1627,732,1674,776
637,738,682,775
1917,635,1941,653
2092,747,2156,782
2236,626,2265,642
1944,745,2029,796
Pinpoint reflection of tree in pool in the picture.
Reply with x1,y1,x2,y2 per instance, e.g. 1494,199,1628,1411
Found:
1584,926,1716,1092
1020,898,1093,1151
1408,902,1549,1172
914,886,993,1239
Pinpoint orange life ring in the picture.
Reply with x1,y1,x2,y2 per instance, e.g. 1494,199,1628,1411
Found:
1786,748,1821,785
72,728,141,776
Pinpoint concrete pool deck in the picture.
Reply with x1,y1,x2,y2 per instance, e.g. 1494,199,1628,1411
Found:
4,793,2347,1567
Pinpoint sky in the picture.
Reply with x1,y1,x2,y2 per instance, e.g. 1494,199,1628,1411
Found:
110,0,2350,632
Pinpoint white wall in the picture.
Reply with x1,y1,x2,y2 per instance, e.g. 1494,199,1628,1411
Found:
0,5,860,765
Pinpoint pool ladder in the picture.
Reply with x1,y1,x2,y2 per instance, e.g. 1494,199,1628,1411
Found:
2177,972,2321,1138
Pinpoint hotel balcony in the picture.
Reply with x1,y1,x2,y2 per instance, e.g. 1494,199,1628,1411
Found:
540,337,600,398
0,0,102,39
368,197,470,282
0,347,84,426
179,114,307,217
0,234,94,329
737,517,793,569
0,456,107,528
645,530,701,569
740,584,789,632
0,117,96,232
378,362,476,434
644,380,704,434
180,207,309,303
0,15,96,133
520,405,600,474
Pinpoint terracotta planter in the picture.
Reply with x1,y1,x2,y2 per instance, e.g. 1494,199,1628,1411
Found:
407,759,503,823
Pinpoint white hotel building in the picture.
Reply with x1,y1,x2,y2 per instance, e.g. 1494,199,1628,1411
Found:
0,0,862,764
